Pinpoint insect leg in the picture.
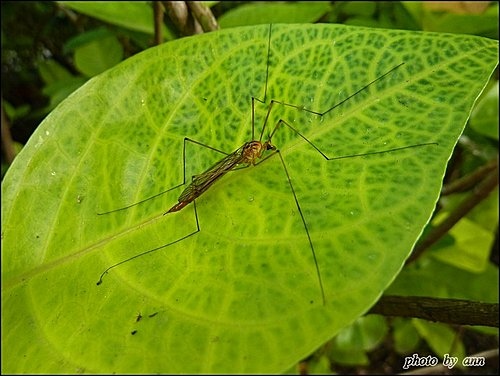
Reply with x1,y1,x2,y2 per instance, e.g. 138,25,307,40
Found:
274,149,326,305
251,24,273,140
96,200,200,285
96,139,228,284
249,144,326,305
268,119,438,161
268,63,406,118
97,138,229,215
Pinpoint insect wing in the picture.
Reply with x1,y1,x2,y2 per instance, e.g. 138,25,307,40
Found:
178,146,245,203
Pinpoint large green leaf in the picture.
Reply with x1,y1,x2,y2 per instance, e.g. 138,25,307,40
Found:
2,24,498,373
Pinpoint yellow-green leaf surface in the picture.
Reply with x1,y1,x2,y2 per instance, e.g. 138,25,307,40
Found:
2,24,498,373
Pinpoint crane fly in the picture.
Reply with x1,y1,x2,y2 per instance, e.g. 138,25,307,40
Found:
166,140,276,213
96,24,437,305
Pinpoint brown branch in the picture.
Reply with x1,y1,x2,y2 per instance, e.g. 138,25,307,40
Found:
442,157,498,195
187,1,219,32
407,166,499,264
153,1,164,45
163,1,203,36
369,296,499,327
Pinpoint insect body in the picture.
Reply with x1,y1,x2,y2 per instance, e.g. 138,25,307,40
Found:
167,140,275,213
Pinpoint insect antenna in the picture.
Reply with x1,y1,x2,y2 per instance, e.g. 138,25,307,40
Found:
252,23,272,140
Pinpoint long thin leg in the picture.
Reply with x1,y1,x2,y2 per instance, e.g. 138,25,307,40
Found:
250,61,433,305
274,149,326,305
269,119,438,161
256,63,410,146
97,137,229,215
97,137,226,283
97,200,201,285
269,62,406,118
252,123,435,306
254,60,441,164
237,145,325,304
251,24,272,140
255,34,406,148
